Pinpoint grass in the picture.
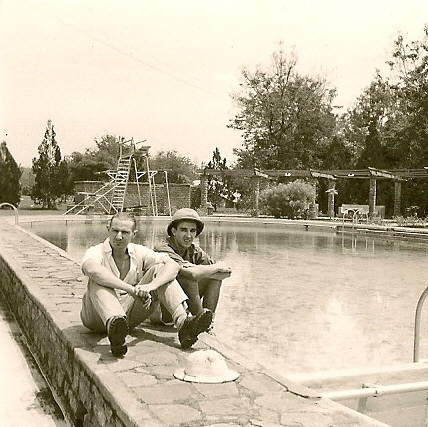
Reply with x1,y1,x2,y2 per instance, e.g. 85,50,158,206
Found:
0,195,67,217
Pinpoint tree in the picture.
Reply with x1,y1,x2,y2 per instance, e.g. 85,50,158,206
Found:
31,120,69,209
0,141,22,206
206,147,232,211
148,150,198,184
342,27,428,215
67,135,121,184
384,26,428,168
229,47,337,170
20,167,35,195
386,27,428,216
344,74,393,168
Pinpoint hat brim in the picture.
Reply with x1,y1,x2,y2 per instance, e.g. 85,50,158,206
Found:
174,367,239,384
167,219,204,237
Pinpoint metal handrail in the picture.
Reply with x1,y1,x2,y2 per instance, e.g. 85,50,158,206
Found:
413,286,428,362
320,380,428,401
0,203,18,224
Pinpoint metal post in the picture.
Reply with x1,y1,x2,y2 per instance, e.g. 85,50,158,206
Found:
413,286,428,362
151,172,158,216
133,158,142,209
164,171,172,216
146,156,155,216
319,381,428,401
0,203,18,224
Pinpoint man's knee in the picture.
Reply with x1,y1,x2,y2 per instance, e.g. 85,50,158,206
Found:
140,263,168,283
200,278,222,292
177,277,199,292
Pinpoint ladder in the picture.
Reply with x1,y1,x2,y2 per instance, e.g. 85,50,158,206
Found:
110,154,132,212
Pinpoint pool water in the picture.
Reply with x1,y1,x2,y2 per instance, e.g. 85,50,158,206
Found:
23,219,428,377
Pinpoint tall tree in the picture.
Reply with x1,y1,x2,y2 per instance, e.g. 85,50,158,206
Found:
20,167,35,195
345,74,393,168
206,147,231,210
0,141,22,206
229,47,337,170
386,27,428,215
67,134,121,184
384,26,428,168
31,120,69,209
344,27,428,215
148,150,198,184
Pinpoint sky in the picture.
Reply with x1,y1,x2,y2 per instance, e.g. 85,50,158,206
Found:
1,0,427,168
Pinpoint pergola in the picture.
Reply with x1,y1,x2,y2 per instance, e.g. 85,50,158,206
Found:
198,167,428,217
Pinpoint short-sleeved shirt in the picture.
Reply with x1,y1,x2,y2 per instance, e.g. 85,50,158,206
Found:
154,236,215,269
82,238,169,291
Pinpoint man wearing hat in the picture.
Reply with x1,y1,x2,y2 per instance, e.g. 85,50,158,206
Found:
80,211,213,357
154,208,232,322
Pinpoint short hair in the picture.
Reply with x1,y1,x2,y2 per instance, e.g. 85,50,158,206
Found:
109,212,137,230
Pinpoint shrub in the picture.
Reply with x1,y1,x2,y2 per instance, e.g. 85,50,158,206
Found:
259,180,315,219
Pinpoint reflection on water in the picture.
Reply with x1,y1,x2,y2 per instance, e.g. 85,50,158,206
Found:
24,220,428,376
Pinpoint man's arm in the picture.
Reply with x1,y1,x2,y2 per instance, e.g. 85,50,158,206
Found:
135,256,180,293
179,261,231,281
82,259,136,295
155,241,231,282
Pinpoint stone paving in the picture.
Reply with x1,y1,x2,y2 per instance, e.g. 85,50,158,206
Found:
0,217,391,427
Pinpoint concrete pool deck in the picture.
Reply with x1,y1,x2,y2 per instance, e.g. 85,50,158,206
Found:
0,214,425,426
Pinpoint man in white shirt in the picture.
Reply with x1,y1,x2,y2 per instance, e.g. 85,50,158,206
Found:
80,212,212,357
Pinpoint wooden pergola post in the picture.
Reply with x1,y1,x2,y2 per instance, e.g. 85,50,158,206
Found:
369,178,377,218
327,180,337,218
394,180,402,217
200,174,208,214
254,177,260,217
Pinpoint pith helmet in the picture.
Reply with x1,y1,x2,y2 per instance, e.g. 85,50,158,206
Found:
167,208,204,236
174,349,239,383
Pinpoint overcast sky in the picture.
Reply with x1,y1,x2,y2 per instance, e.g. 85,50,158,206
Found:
1,0,427,168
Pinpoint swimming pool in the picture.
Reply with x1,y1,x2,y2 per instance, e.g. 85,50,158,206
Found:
23,218,428,378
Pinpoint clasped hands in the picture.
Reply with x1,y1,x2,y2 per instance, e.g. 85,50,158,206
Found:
131,283,153,304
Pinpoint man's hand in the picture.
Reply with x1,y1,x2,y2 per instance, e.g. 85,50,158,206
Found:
132,284,152,305
209,261,232,281
215,261,232,274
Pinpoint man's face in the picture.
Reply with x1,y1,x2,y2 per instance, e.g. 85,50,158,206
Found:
171,220,198,250
108,218,137,251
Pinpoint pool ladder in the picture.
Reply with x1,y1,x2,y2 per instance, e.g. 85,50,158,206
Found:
314,286,428,402
413,285,428,362
0,203,18,224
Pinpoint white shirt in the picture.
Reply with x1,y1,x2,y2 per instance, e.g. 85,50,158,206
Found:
82,238,169,291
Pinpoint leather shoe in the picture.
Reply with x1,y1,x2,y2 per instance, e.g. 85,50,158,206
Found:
107,315,128,357
179,309,213,349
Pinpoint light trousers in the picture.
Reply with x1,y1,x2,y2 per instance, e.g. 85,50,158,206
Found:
80,264,187,332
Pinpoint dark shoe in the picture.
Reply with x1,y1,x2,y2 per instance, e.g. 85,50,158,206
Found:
206,313,216,335
178,309,213,349
107,316,128,357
